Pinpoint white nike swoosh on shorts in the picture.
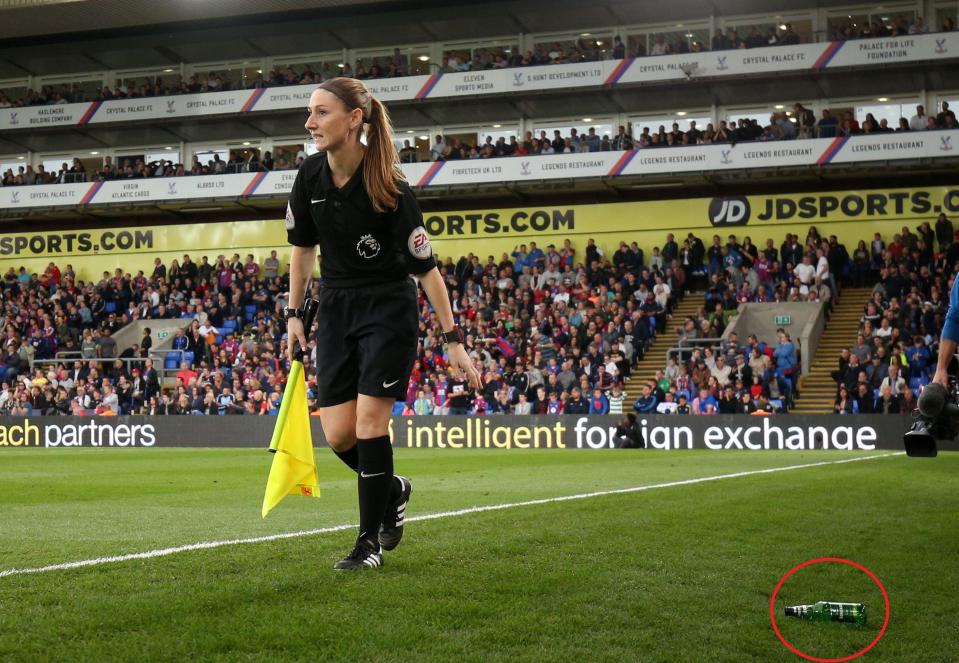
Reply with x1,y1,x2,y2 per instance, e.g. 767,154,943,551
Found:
360,471,385,478
383,380,399,388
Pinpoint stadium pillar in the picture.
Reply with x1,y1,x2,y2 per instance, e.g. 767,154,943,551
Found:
920,88,933,116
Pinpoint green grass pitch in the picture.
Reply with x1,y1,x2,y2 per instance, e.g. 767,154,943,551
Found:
0,448,957,663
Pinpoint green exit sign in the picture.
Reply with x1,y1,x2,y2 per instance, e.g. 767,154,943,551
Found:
774,315,792,325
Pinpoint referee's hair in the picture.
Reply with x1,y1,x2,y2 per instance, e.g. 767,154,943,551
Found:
317,77,405,213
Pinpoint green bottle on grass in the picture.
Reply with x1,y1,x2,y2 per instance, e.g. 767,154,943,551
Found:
784,601,866,627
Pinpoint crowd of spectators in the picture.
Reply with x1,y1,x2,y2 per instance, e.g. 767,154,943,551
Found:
411,103,957,164
829,15,952,41
631,226,853,417
1,252,291,416
7,97,957,186
1,13,953,109
830,213,957,415
1,237,688,417
4,215,952,418
5,101,955,187
1,148,305,187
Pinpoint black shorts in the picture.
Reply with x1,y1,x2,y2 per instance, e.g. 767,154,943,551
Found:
314,278,419,407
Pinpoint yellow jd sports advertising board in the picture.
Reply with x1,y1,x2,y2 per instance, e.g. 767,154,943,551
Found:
2,186,956,280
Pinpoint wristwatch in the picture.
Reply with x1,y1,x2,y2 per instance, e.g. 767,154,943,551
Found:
440,326,465,344
284,306,301,320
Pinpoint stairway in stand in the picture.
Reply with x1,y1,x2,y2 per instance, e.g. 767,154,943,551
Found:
791,287,874,414
623,293,706,399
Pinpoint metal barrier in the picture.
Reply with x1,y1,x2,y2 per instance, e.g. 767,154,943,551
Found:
29,348,190,384
666,337,724,362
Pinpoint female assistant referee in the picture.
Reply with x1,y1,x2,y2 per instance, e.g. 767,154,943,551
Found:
285,77,482,570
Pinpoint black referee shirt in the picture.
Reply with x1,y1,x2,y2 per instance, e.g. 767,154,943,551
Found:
286,153,436,288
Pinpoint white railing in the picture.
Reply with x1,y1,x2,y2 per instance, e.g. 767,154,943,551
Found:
0,131,955,211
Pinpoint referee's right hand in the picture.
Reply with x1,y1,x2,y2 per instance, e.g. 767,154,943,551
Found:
287,317,307,362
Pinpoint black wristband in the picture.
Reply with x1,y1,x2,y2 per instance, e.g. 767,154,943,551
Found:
441,326,465,344
284,306,301,320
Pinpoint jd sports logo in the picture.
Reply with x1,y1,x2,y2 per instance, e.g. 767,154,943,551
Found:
708,196,750,226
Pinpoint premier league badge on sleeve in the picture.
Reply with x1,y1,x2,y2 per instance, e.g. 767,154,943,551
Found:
285,203,295,230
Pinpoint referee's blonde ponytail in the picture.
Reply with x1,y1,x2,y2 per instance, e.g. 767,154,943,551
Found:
363,94,405,214
316,77,405,214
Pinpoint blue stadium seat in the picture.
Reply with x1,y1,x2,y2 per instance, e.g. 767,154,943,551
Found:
164,352,179,370
245,304,257,321
104,301,116,314
215,334,224,345
222,319,238,332
183,351,195,365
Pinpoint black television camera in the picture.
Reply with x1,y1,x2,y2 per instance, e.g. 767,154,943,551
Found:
904,356,959,457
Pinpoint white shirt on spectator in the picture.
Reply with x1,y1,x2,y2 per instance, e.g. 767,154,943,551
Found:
794,263,815,284
816,255,830,279
654,283,670,308
712,363,731,387
657,401,678,414
880,375,905,395
199,323,218,338
910,113,927,131
537,269,561,290
430,141,447,161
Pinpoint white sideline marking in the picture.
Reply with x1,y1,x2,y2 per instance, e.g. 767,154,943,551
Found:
0,452,903,579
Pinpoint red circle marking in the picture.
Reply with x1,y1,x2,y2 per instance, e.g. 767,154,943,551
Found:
769,557,890,662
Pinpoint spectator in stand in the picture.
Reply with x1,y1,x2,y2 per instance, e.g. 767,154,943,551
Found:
429,135,448,161
910,105,929,131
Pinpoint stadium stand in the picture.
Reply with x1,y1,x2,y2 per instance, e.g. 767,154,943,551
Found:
4,109,957,186
0,8,953,109
2,215,951,417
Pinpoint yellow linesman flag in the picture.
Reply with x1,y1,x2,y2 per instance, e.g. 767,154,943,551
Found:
262,360,320,517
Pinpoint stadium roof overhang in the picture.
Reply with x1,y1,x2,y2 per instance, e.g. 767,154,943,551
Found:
0,0,880,77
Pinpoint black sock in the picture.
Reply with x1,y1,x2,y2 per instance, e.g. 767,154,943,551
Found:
356,436,394,544
336,443,402,499
333,445,359,473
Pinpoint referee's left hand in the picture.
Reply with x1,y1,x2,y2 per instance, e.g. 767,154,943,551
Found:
448,343,483,390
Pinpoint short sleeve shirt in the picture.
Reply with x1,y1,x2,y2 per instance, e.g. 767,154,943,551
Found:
286,153,436,288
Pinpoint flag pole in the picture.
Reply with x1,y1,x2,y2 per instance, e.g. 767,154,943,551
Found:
269,297,319,453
